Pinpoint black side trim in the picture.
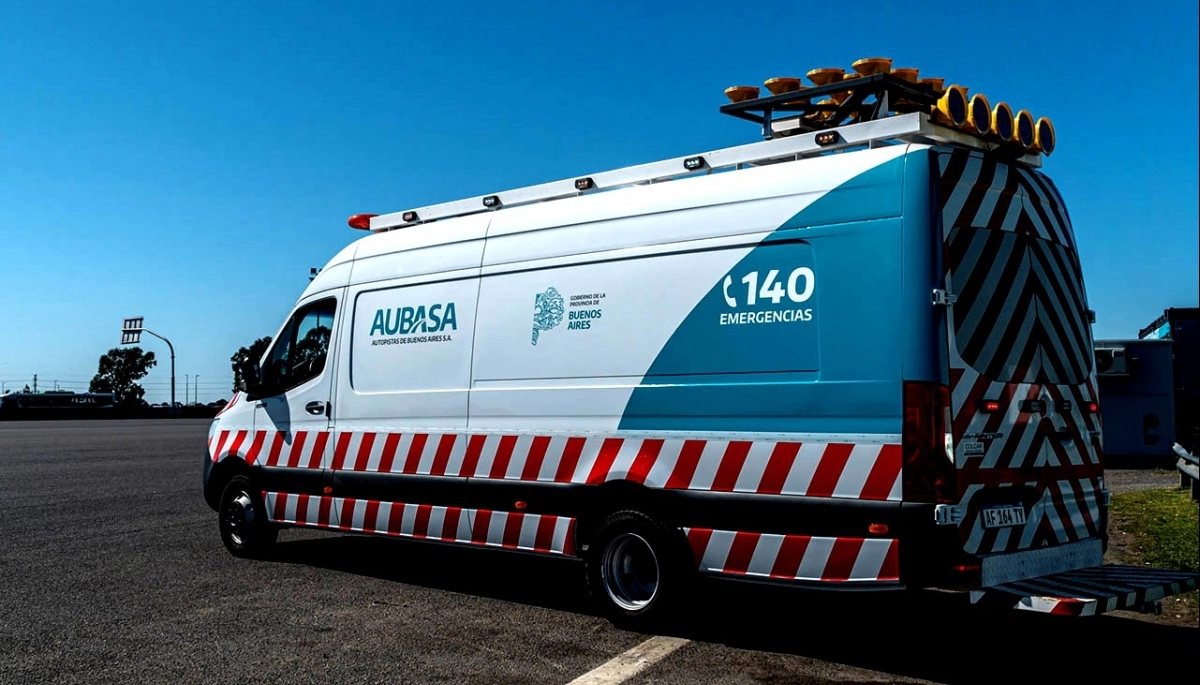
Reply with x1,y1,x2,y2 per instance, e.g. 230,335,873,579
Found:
293,470,906,540
332,471,470,510
254,465,327,498
653,489,902,539
704,573,906,593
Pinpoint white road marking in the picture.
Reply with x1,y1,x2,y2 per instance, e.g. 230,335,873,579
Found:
565,635,690,685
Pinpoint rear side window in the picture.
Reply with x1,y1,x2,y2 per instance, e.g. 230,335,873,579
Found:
947,227,1092,384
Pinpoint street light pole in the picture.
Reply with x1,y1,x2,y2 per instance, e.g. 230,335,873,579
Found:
185,374,190,406
119,317,175,410
142,329,176,407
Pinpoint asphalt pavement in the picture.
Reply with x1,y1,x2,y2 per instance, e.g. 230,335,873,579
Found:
0,420,1192,685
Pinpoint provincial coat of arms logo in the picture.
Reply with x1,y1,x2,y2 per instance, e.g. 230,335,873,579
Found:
531,287,564,345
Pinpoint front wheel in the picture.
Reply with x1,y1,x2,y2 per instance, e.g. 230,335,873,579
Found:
219,475,278,558
585,511,690,629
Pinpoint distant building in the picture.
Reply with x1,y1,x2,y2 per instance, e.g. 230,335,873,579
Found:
1138,307,1199,453
1094,307,1200,458
1094,338,1175,458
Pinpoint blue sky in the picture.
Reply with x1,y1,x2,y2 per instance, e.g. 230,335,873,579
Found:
1,0,1196,404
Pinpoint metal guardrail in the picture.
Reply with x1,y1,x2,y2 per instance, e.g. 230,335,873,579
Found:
1173,443,1200,501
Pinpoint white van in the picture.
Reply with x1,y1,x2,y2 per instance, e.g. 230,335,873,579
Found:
203,74,1197,625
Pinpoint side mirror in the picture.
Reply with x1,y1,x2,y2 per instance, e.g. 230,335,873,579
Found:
237,358,262,397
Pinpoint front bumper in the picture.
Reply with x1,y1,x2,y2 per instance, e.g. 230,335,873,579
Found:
202,450,219,511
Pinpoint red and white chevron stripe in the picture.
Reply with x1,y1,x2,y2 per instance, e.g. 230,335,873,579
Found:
468,509,577,555
265,491,338,528
262,492,577,555
960,476,1105,555
948,371,1104,557
212,431,903,501
937,147,1104,556
214,393,239,417
685,527,899,582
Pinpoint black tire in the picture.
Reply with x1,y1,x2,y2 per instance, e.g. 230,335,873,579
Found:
218,475,278,558
585,511,691,629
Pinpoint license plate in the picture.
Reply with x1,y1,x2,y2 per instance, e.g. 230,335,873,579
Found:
981,505,1027,529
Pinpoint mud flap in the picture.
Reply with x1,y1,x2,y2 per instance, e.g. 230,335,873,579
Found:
970,565,1198,616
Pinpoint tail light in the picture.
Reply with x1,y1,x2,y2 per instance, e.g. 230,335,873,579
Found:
902,382,957,504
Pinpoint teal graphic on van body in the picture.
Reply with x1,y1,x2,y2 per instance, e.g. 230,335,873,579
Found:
531,287,565,345
369,303,458,336
620,153,912,435
652,240,821,377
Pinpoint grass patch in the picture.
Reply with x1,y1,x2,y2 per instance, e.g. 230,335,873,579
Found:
1110,487,1199,612
1111,488,1199,570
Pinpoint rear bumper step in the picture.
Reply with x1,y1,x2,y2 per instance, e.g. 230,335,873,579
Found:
969,565,1198,616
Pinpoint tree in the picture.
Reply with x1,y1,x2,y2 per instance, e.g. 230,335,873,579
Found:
89,347,157,407
294,326,330,367
231,336,272,392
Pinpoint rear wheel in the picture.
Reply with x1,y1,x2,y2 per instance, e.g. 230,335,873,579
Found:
219,475,277,558
585,511,690,628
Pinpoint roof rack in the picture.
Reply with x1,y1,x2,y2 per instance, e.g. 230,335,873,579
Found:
368,110,1038,233
722,65,1056,156
720,72,940,140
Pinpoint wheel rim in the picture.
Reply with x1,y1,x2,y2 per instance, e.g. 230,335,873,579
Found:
600,533,660,611
222,491,256,546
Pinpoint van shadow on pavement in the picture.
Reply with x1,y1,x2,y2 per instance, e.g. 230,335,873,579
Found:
273,533,1194,685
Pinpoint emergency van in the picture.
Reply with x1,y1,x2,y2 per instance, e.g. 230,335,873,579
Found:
203,61,1197,625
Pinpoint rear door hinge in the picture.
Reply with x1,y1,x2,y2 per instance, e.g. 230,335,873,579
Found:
932,289,958,306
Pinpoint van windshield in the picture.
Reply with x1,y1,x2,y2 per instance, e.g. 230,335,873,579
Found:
947,226,1092,385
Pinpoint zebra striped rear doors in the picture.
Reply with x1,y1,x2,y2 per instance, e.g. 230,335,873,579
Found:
937,148,1103,557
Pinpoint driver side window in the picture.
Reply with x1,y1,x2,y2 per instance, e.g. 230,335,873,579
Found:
262,298,337,396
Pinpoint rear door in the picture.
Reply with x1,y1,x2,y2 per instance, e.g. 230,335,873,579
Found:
936,148,1103,562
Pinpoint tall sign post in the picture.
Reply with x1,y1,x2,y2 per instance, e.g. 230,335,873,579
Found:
120,317,176,412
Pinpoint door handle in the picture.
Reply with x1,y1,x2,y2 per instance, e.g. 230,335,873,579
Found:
305,401,328,416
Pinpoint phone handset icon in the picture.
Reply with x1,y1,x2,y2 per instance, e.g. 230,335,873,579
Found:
722,275,736,307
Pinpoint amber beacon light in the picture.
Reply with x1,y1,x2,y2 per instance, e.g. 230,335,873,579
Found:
724,85,760,103
851,57,892,76
935,84,969,128
966,93,991,136
1015,109,1036,149
764,77,802,95
348,213,378,230
990,102,1015,142
1034,117,1056,155
806,67,846,86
